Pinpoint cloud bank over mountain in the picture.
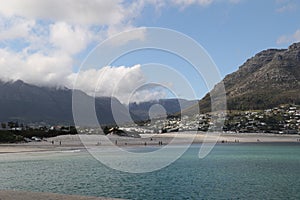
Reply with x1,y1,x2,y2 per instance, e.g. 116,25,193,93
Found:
0,1,150,103
0,0,246,103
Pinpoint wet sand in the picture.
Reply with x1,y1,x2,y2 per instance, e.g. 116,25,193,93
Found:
0,190,122,200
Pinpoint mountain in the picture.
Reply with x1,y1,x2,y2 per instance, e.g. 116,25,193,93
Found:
129,99,198,121
0,80,131,125
0,80,196,125
197,42,300,113
2,42,299,123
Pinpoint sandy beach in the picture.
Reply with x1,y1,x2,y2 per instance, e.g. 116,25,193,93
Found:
0,133,299,154
0,133,299,200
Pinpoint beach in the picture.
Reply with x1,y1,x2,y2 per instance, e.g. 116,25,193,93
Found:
0,133,299,154
0,135,299,199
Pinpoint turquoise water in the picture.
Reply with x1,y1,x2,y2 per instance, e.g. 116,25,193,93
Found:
0,143,299,199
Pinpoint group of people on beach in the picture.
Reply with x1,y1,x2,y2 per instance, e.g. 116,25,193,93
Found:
112,138,164,146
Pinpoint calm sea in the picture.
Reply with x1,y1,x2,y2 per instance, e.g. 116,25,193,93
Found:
0,143,299,199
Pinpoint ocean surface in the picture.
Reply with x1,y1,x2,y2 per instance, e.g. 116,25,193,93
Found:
0,143,299,199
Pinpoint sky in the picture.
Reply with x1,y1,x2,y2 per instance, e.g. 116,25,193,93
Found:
0,0,299,104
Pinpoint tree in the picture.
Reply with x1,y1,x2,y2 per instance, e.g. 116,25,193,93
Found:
1,123,6,129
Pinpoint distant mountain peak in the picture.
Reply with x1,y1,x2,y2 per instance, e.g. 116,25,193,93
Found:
288,42,300,51
12,79,24,84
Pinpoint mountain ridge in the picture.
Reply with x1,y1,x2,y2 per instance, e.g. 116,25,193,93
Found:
0,80,131,125
197,42,300,113
1,42,299,122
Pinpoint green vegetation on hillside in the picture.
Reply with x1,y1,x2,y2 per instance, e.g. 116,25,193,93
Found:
0,127,77,143
0,131,24,143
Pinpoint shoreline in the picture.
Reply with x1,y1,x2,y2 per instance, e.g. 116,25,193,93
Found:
0,133,299,154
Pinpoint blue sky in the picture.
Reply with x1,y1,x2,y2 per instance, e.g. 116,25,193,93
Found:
0,0,299,103
130,0,300,75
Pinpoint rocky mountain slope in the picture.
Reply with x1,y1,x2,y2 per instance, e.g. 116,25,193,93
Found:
198,42,300,112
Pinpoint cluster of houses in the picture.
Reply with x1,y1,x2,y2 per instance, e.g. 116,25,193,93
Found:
1,105,299,135
0,121,75,133
121,104,300,134
222,105,300,134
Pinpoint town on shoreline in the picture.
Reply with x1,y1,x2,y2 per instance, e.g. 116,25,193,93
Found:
0,104,299,143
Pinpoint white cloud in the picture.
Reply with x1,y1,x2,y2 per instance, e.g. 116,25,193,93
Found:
105,26,146,47
49,22,95,55
0,48,73,86
277,29,300,44
0,49,164,103
171,0,214,7
68,65,165,103
0,1,154,103
168,0,240,8
0,17,35,41
275,0,298,13
276,3,297,12
0,0,145,54
68,66,144,97
0,0,240,103
130,89,167,104
0,0,125,26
